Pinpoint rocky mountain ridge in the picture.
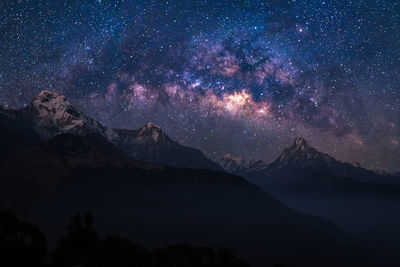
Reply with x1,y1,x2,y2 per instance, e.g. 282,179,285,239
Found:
0,91,223,171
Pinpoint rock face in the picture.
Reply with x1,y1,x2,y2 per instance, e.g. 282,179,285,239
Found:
0,91,224,171
26,91,118,141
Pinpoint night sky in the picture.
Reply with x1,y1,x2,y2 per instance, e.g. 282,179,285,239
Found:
1,0,399,172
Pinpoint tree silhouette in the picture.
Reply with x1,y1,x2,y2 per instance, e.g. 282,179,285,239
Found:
50,212,252,266
0,209,47,267
52,212,99,267
152,244,250,267
86,236,151,267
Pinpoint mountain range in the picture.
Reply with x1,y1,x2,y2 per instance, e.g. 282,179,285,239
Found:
218,136,400,259
0,91,399,266
0,91,223,171
219,137,399,186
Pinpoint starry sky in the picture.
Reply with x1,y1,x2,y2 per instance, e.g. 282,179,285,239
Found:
1,0,399,172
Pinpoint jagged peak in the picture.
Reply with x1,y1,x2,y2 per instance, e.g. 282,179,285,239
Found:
283,137,319,157
138,122,163,135
28,90,83,121
294,136,309,149
222,153,245,164
270,137,336,168
143,122,162,130
218,154,268,173
137,122,171,143
23,90,117,141
30,91,80,117
32,90,69,106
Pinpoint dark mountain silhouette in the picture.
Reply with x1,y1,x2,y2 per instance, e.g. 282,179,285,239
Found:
0,106,42,163
0,92,397,266
219,137,400,263
266,137,399,185
0,128,365,266
221,137,399,186
267,137,336,169
0,91,223,171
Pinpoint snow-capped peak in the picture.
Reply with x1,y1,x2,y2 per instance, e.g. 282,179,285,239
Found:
31,91,72,115
27,91,118,141
29,91,86,135
218,154,268,173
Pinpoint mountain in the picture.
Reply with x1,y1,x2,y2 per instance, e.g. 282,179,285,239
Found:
23,91,118,140
217,154,268,175
1,92,398,265
0,133,162,195
220,137,400,260
114,123,224,171
220,136,400,203
268,137,336,169
0,131,366,267
0,91,223,171
217,154,246,172
233,137,400,186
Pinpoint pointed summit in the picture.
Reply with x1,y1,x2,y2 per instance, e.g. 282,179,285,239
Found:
144,122,161,128
136,122,172,143
294,136,308,149
269,137,335,169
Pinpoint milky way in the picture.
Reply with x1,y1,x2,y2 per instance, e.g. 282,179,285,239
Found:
1,0,399,171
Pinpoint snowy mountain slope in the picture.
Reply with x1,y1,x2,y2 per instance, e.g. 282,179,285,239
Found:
0,91,224,171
